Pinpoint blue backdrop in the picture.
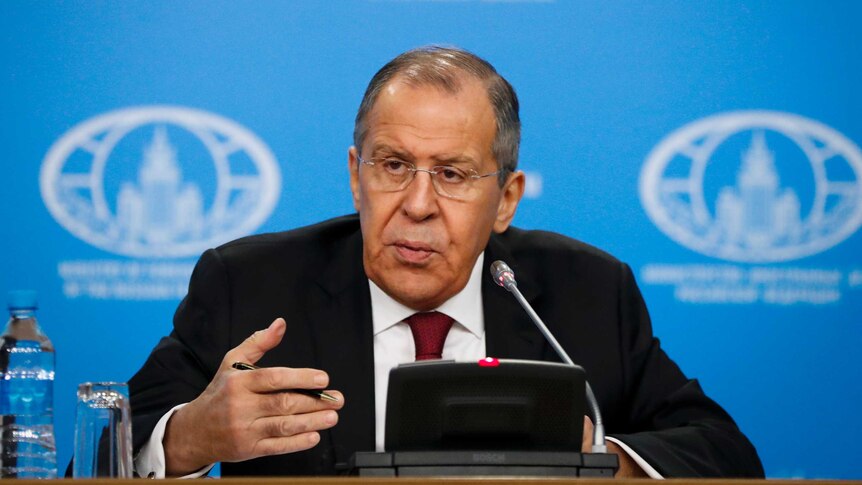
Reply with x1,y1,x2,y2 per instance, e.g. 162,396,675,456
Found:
2,1,861,479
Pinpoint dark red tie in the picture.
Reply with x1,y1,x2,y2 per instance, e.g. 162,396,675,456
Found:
405,311,455,361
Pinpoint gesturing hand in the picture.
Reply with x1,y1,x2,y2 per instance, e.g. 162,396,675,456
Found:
162,318,344,476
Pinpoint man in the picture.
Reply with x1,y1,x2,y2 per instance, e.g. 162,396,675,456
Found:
129,46,763,478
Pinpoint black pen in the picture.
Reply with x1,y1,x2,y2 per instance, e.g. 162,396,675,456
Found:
231,361,340,403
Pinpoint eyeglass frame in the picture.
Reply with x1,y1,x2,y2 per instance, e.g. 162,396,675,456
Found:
356,154,503,200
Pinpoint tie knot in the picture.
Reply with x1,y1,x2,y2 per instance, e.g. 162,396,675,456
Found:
405,311,454,361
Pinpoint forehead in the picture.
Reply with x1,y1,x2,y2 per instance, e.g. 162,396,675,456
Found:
363,76,497,164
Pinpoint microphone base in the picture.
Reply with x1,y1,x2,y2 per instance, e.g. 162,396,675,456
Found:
348,450,619,478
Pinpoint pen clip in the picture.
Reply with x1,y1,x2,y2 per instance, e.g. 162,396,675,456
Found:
232,361,259,371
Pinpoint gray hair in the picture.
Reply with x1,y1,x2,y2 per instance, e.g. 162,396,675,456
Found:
353,46,520,186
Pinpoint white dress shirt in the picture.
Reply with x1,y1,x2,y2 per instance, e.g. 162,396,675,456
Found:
370,252,487,452
136,251,661,478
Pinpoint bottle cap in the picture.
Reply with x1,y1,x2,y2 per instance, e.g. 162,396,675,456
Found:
7,290,38,311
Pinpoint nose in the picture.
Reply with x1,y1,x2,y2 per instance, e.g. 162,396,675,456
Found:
401,170,440,221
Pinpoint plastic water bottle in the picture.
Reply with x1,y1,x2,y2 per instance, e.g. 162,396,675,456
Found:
0,290,57,478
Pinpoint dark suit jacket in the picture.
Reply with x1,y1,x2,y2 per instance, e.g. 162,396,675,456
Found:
128,214,763,477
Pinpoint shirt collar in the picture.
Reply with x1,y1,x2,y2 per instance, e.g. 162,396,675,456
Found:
369,252,485,339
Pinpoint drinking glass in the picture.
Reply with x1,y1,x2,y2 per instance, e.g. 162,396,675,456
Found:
73,382,133,478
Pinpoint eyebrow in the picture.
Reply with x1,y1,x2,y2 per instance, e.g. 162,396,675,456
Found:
433,154,479,168
370,145,413,160
370,144,479,168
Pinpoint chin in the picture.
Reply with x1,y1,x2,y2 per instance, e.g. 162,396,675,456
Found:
366,251,459,309
382,270,449,311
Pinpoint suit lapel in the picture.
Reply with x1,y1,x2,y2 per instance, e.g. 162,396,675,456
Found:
483,233,549,361
307,229,376,466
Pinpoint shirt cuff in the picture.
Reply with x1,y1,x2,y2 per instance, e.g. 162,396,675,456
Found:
606,436,664,479
134,403,215,479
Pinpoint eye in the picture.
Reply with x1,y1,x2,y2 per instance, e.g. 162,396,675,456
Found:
380,158,411,176
436,166,467,184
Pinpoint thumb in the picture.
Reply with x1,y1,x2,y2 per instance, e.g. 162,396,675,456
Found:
222,317,286,370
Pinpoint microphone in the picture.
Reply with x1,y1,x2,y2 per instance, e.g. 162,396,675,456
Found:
490,260,608,453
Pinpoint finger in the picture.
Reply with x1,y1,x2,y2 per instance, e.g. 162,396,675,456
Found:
244,367,330,394
582,415,594,453
257,389,344,416
250,432,321,459
223,318,287,370
254,409,339,439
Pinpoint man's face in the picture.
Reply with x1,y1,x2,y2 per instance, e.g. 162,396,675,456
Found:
349,76,524,311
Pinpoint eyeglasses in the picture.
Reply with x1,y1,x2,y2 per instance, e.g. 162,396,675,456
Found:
356,155,501,200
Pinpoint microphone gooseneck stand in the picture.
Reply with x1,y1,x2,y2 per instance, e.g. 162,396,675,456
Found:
490,260,608,453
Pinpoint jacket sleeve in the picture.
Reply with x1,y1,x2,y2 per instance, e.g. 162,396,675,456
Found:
128,248,232,454
608,263,764,478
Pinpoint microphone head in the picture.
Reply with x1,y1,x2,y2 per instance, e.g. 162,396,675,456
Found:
490,260,517,290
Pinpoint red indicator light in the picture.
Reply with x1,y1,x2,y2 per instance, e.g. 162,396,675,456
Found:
478,357,500,367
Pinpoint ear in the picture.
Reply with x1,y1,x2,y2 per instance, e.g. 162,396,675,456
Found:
493,170,525,233
348,146,361,212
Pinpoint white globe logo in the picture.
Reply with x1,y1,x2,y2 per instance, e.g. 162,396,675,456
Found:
640,111,862,262
40,106,281,258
